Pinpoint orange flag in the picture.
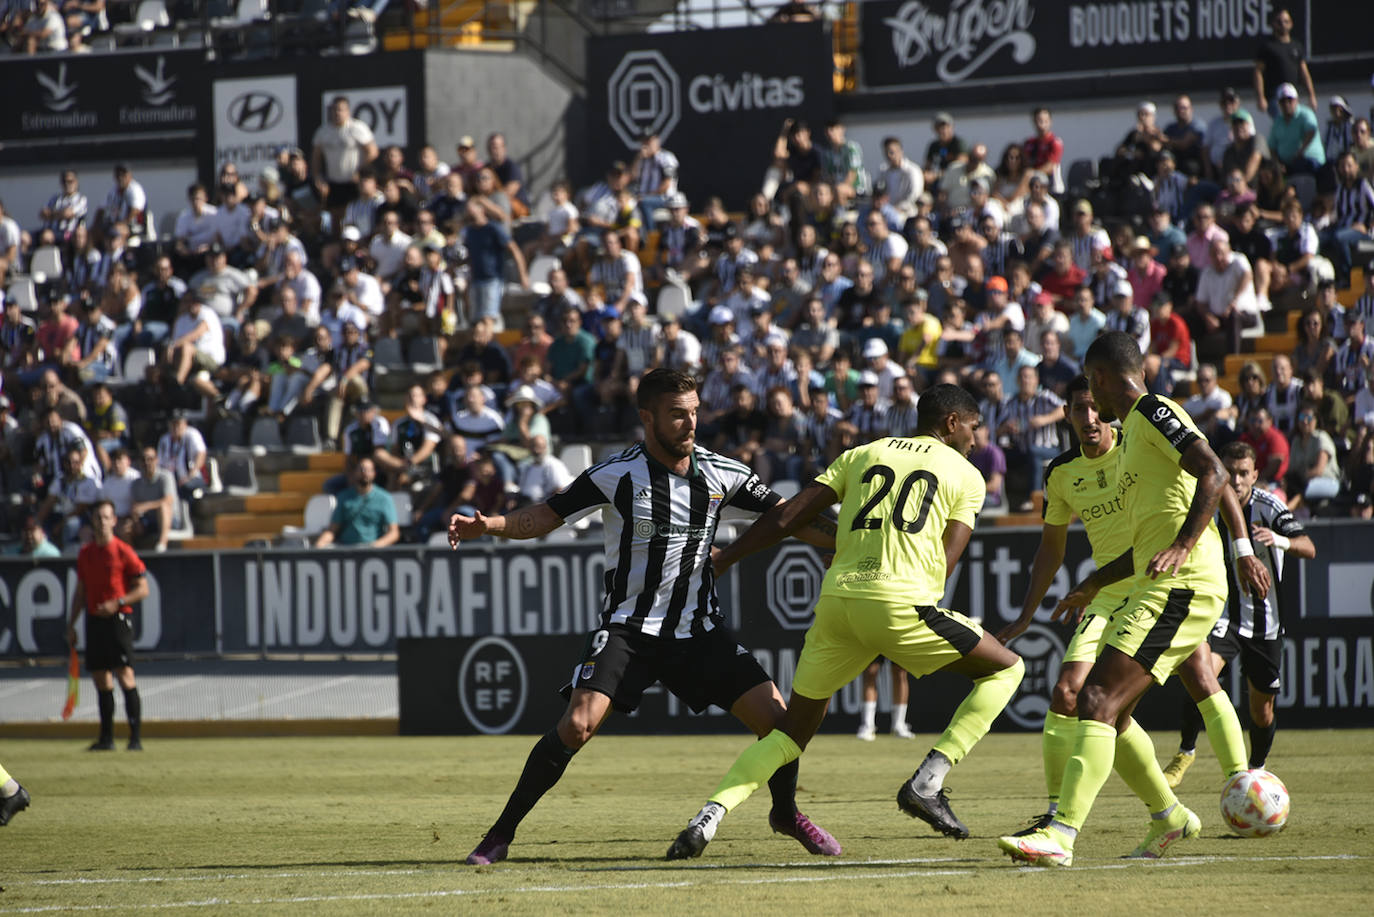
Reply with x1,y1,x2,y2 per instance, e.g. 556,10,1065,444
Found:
61,646,80,720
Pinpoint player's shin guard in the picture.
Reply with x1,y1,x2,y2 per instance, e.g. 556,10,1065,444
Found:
1249,720,1276,769
932,658,1024,765
1041,711,1078,804
490,729,578,839
710,729,801,813
1114,718,1177,813
1056,719,1118,830
1197,690,1247,775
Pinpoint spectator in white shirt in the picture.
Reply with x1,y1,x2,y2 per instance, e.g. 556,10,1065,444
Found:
1192,236,1257,356
156,411,208,498
1181,363,1236,440
173,184,218,272
369,210,412,287
512,434,572,507
339,256,385,318
167,295,224,400
878,137,924,219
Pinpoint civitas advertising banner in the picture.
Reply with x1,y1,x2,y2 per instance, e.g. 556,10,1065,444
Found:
585,21,834,210
0,50,203,162
858,0,1347,104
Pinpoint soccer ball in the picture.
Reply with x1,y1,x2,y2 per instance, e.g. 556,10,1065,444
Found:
1220,769,1290,837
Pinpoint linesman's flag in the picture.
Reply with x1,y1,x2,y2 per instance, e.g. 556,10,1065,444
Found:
61,646,80,720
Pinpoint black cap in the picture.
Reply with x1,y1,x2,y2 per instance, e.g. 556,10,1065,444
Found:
170,408,189,420
1221,87,1240,102
722,222,740,240
208,242,225,255
114,162,131,173
338,255,358,272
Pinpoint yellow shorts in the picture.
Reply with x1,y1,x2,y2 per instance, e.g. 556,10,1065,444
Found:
1105,579,1226,684
1061,592,1129,666
791,595,984,701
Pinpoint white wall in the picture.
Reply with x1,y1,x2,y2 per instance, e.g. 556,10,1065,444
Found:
0,159,197,238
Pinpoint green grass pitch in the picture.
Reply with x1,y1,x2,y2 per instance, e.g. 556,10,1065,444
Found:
2,730,1371,915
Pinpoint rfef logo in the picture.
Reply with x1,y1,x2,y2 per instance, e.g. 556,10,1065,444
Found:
458,636,528,735
606,50,681,149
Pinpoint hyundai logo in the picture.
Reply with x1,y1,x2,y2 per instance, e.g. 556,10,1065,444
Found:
228,91,284,133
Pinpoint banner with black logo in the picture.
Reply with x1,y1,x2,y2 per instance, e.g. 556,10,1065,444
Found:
584,22,834,210
0,50,204,164
857,2,1368,106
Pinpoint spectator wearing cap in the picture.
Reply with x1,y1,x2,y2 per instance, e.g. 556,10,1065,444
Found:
923,112,968,189
656,312,700,376
968,174,1007,232
700,304,740,371
938,142,994,214
652,191,702,284
1254,7,1316,116
741,301,787,372
1270,82,1325,176
1323,95,1356,166
857,335,902,401
879,136,924,219
1114,101,1166,180
1104,279,1151,353
1023,107,1065,195
451,135,485,194
707,223,759,307
1222,109,1269,189
1163,95,1207,180
1147,205,1188,265
1127,235,1166,307
844,370,889,444
630,131,679,231
576,161,629,245
1205,88,1245,178
1064,200,1111,272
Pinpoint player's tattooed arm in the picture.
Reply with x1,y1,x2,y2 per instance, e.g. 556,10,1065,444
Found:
795,508,839,550
448,503,564,544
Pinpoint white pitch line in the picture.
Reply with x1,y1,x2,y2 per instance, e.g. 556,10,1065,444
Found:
0,871,976,914
20,869,425,887
217,675,362,717
0,853,1362,913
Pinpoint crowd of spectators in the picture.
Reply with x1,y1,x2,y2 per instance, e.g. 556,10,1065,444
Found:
3,25,1374,553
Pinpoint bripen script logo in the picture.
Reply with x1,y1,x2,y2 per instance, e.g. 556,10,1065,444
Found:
885,0,1037,84
228,91,284,133
607,50,681,148
37,63,78,112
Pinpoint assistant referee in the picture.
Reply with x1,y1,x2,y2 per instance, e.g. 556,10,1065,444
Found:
67,500,149,751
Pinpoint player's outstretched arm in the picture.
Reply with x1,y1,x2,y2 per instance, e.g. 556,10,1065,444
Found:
998,523,1068,644
714,481,838,574
448,503,564,547
1253,525,1315,559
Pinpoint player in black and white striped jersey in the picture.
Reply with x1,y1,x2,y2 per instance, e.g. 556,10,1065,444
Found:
902,216,947,284
454,369,841,865
40,170,89,243
1166,440,1315,786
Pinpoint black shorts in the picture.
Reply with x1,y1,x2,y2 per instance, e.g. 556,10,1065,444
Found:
86,614,135,672
1209,624,1282,694
327,181,359,207
560,623,771,714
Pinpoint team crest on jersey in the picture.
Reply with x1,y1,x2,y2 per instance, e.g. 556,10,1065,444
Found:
1096,469,1107,489
578,662,596,681
708,493,724,513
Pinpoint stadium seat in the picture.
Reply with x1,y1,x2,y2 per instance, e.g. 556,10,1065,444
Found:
249,416,284,450
221,454,258,496
527,255,560,294
407,336,442,373
1065,158,1097,198
28,246,63,282
371,337,406,374
212,415,245,452
560,444,593,476
389,490,413,525
122,347,157,383
113,0,169,35
166,498,195,541
303,494,335,536
655,279,691,321
285,415,322,454
6,276,37,312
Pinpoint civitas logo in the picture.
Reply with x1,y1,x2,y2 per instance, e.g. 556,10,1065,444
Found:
134,56,177,106
885,0,1037,83
36,64,78,112
1002,622,1065,729
764,543,825,631
607,50,681,148
228,91,284,133
458,636,528,735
